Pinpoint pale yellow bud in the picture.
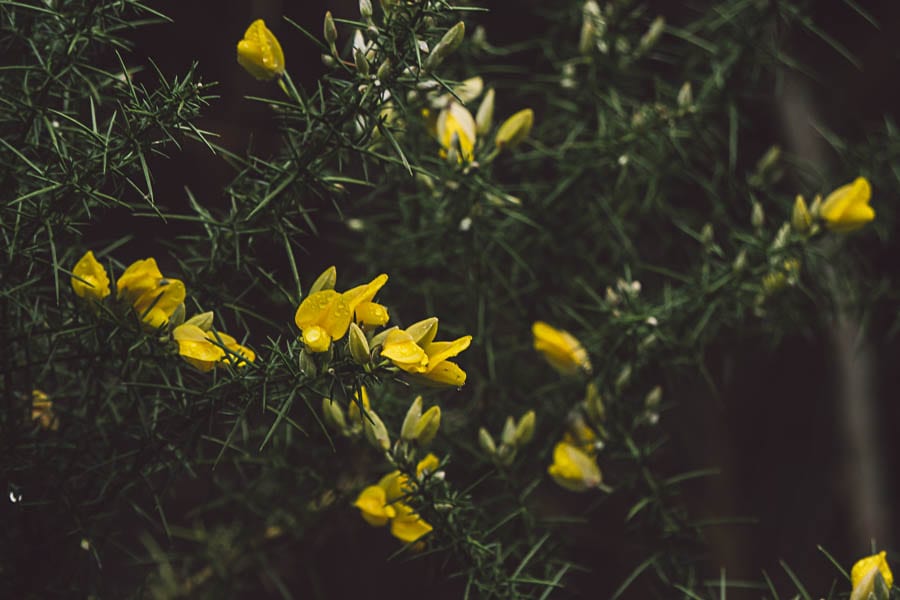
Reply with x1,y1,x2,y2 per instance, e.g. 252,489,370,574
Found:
400,396,424,441
792,195,812,233
348,322,371,365
495,109,534,150
184,311,214,332
321,397,347,433
476,88,495,136
362,408,391,451
514,410,536,446
478,427,496,456
309,265,337,294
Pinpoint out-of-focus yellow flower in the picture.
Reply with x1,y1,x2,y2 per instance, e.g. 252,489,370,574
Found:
294,274,388,352
237,19,285,81
172,323,255,372
437,102,476,162
71,251,110,301
116,258,185,329
791,195,812,233
532,321,591,375
495,108,534,150
547,441,602,492
390,503,433,543
851,551,893,600
562,415,598,456
31,390,58,431
354,453,438,543
820,176,874,233
354,485,396,526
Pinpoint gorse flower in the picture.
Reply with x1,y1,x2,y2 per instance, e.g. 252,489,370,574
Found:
532,321,591,375
116,258,185,329
71,251,110,301
437,102,476,163
850,551,893,600
172,323,255,372
819,176,874,233
294,274,388,352
237,19,285,81
353,454,438,544
380,318,472,387
547,441,602,492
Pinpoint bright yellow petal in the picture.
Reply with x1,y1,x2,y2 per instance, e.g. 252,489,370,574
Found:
71,251,111,301
381,329,428,373
173,324,223,372
851,551,893,590
416,453,440,477
415,361,466,387
353,485,395,527
532,321,591,375
295,290,339,330
423,336,472,371
355,301,390,328
116,258,163,304
821,177,873,232
321,293,353,341
302,325,331,353
547,441,602,492
390,503,433,543
133,279,185,326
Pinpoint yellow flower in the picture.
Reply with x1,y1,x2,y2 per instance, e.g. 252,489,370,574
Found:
116,258,186,329
31,389,58,431
172,323,255,372
532,321,591,375
237,19,285,81
437,102,476,162
819,176,874,233
390,502,433,543
71,251,110,301
381,320,472,387
294,274,388,352
547,441,602,492
851,551,893,600
354,454,439,543
353,485,396,527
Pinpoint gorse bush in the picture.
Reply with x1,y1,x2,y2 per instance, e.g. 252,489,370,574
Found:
2,0,898,597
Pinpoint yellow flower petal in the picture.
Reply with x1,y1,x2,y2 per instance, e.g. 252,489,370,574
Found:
413,360,467,387
117,258,163,304
390,503,433,543
355,301,390,328
302,324,331,353
416,453,440,477
820,176,874,233
851,551,893,592
71,251,110,301
381,329,428,373
437,102,476,162
423,336,472,372
236,19,285,81
547,441,602,492
354,485,396,527
133,279,185,328
532,321,591,375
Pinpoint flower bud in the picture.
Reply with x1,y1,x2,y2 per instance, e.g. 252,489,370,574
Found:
792,195,812,233
495,109,534,150
700,222,714,248
638,16,665,54
751,201,765,228
309,265,337,294
354,48,370,77
500,416,517,447
732,249,747,273
362,408,391,451
169,303,186,328
237,19,286,81
583,382,605,423
478,427,496,456
323,11,338,47
359,0,373,19
770,222,790,251
405,317,438,346
348,322,371,365
321,397,347,433
514,410,536,446
184,311,214,332
677,81,693,109
424,21,465,71
376,58,392,81
475,88,495,136
644,386,662,410
413,406,441,446
614,364,631,393
298,348,317,377
400,396,423,441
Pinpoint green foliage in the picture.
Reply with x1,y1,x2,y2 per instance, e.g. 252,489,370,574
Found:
1,0,895,597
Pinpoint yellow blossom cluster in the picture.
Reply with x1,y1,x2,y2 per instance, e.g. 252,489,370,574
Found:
294,268,472,388
71,251,254,372
353,453,439,544
422,76,535,164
